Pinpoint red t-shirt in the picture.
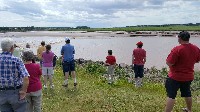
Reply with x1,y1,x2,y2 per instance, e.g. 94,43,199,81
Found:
106,55,116,65
166,43,200,81
25,63,42,93
133,48,146,65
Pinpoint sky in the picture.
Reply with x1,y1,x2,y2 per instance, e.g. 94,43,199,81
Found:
0,0,200,28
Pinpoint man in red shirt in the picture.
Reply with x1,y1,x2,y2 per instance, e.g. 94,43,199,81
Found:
132,41,146,87
165,31,200,112
105,50,116,84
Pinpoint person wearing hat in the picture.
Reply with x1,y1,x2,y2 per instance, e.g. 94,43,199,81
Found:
13,44,23,58
132,41,146,87
165,31,200,112
61,37,77,88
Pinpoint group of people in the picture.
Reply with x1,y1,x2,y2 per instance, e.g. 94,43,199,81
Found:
104,31,200,112
0,37,77,112
0,31,200,112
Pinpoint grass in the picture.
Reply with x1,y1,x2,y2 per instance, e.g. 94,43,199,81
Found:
42,65,200,112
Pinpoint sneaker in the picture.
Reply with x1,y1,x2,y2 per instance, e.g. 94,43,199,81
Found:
62,84,68,88
182,108,189,112
43,85,47,89
74,83,77,87
50,85,54,89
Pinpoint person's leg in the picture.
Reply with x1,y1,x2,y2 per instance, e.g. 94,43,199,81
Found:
180,81,192,112
43,75,48,88
48,67,54,88
42,67,48,88
164,78,180,112
165,97,176,112
134,64,139,87
107,66,112,84
26,93,33,112
0,91,13,112
110,65,115,83
138,65,144,86
62,61,69,86
10,90,27,112
70,60,77,86
184,97,192,112
32,90,42,112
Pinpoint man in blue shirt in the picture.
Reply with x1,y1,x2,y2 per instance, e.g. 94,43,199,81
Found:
0,38,29,112
61,37,77,88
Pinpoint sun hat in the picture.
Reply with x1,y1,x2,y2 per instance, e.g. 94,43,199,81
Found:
65,37,70,41
136,41,143,45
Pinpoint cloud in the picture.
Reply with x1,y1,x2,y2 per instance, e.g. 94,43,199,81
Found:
0,0,200,27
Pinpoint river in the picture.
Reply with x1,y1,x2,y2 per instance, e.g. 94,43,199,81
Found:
0,36,200,70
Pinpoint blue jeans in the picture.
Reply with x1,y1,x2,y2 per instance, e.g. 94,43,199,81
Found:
133,64,144,78
0,89,27,112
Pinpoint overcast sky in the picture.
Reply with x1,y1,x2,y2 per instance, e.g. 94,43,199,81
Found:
0,0,200,28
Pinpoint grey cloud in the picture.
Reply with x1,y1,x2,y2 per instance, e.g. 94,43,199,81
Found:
3,1,44,17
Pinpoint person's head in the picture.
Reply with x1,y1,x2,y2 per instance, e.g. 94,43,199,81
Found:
1,38,14,52
45,44,51,53
41,41,45,46
108,50,112,55
26,43,30,48
65,37,70,44
46,44,51,51
136,41,143,48
178,31,190,43
14,44,18,48
22,50,34,62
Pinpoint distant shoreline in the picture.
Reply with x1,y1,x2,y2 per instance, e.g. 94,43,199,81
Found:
0,31,200,38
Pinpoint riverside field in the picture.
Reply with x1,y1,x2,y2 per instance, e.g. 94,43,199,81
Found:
42,62,200,112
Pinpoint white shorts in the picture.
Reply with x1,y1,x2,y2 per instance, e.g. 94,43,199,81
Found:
42,67,54,75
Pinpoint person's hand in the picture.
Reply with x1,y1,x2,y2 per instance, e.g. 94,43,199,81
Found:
19,90,26,100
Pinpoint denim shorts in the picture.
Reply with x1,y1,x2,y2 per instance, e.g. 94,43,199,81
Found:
133,64,144,78
165,77,192,99
63,60,75,72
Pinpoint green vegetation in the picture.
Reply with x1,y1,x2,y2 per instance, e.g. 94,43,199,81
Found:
86,26,200,32
42,62,200,112
1,25,200,32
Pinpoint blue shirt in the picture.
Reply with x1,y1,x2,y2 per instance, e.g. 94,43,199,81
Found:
61,44,75,61
0,52,29,88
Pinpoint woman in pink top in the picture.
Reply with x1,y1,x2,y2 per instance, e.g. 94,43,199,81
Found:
132,41,146,87
23,50,42,112
42,44,55,89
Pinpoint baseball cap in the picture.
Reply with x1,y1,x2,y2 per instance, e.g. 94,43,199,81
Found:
136,41,143,45
65,37,70,41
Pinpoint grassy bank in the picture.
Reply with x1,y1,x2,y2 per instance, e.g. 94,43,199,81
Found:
42,63,200,112
85,26,200,32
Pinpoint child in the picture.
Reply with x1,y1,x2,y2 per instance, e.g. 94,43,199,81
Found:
105,50,116,84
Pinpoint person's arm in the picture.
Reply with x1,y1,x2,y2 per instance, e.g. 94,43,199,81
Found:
143,57,146,63
197,49,200,63
19,76,29,100
132,55,134,65
18,60,30,100
166,48,178,67
61,46,64,55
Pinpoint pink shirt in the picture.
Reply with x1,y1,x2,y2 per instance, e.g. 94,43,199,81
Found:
42,51,54,67
166,43,200,81
133,48,146,65
25,63,42,93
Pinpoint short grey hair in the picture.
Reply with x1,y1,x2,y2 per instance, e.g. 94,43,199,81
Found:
1,38,14,52
22,50,34,61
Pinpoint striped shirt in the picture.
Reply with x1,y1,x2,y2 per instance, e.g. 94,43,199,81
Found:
0,52,29,88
